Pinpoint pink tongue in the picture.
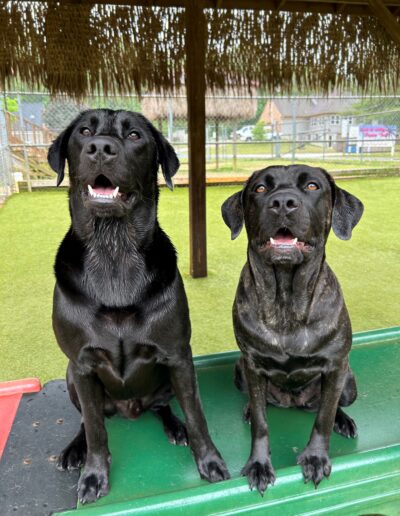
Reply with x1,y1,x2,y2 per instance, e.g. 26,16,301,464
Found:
93,186,114,195
274,233,295,244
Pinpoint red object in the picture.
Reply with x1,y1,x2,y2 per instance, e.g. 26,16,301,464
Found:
0,378,41,458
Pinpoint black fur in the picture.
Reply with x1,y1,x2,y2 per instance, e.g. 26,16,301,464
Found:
222,165,363,494
49,109,229,504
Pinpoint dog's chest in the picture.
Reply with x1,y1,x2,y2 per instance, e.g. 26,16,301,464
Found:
84,231,148,306
247,325,330,387
251,348,326,388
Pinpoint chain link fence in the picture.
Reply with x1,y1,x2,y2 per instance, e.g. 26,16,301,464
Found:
0,95,15,203
0,92,399,196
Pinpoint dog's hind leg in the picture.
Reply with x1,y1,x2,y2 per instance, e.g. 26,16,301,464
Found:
242,403,251,424
338,368,357,407
142,381,188,446
234,358,252,423
151,405,188,446
57,422,87,470
334,407,357,438
234,357,248,393
334,368,358,438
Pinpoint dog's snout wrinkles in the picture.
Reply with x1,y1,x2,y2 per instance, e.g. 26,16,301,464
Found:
268,191,300,215
86,137,117,160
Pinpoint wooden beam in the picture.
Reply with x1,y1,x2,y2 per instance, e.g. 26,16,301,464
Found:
185,0,207,278
368,0,400,45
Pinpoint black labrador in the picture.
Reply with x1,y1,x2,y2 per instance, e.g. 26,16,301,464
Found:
48,109,229,504
221,165,363,494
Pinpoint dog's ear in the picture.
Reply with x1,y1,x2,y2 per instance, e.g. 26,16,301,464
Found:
146,123,180,190
221,191,244,240
48,120,77,186
331,185,364,240
48,129,69,186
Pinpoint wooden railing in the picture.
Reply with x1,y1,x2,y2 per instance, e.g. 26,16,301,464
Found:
5,111,56,146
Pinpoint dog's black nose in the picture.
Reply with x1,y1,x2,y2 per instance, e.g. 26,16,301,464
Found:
85,137,117,160
268,192,300,214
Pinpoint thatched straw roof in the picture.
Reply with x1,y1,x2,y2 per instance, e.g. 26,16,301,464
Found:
142,91,257,120
1,3,400,96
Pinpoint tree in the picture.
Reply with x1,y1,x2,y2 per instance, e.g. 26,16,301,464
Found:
0,96,19,113
252,120,266,141
345,99,400,126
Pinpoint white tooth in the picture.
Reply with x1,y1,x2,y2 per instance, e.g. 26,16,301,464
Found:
88,185,94,196
270,238,276,245
112,186,119,198
293,238,298,244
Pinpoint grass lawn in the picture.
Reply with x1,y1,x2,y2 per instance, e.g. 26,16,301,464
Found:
27,145,400,180
180,157,400,177
205,141,338,156
1,177,399,384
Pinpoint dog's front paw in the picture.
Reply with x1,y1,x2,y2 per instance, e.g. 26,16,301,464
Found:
297,448,331,487
241,458,276,495
197,450,230,483
334,410,358,439
78,468,110,504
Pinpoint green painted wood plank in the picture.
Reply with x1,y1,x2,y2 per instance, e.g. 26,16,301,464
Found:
58,327,400,515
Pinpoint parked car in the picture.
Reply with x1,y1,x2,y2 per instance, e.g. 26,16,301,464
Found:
231,125,277,141
231,125,255,141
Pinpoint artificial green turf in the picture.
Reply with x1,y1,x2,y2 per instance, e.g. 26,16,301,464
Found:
1,178,399,384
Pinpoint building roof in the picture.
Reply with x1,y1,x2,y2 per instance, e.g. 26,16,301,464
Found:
142,91,257,120
1,3,400,97
268,98,358,119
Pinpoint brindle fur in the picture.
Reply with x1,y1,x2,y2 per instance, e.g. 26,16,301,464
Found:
222,165,363,493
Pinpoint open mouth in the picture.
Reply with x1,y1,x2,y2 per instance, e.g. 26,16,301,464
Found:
86,174,129,202
268,228,305,250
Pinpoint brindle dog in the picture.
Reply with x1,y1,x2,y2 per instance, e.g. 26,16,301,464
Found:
49,109,229,504
221,165,363,494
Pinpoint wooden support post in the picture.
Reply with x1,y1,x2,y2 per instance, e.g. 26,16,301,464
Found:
186,1,207,278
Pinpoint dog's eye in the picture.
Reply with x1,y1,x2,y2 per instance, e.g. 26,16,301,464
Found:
306,182,319,191
80,127,92,137
127,131,140,141
255,185,267,193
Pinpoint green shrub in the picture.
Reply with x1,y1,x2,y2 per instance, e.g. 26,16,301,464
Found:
252,120,266,141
